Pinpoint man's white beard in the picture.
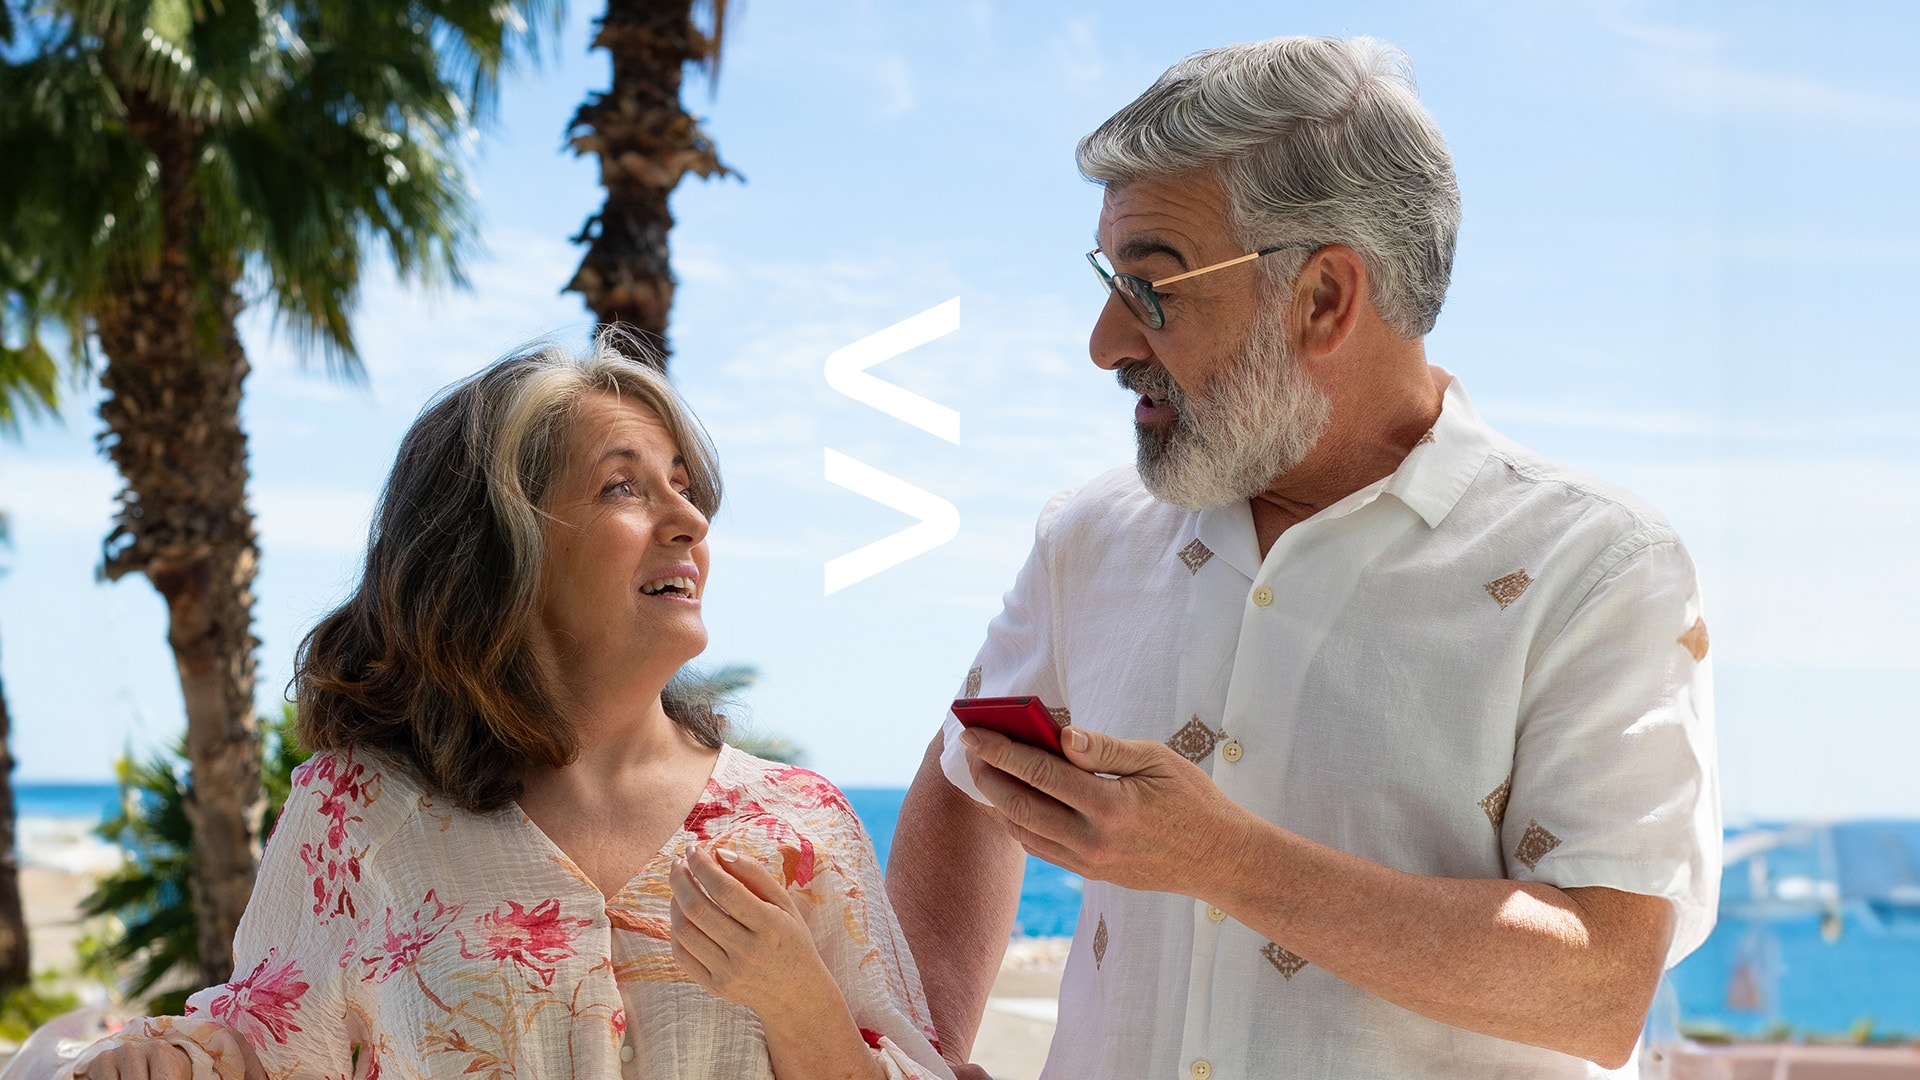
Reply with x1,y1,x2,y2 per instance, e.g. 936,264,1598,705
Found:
1127,306,1332,511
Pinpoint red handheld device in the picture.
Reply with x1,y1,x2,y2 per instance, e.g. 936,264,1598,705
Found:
951,695,1067,756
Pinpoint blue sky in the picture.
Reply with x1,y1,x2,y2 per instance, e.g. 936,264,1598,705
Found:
3,0,1917,824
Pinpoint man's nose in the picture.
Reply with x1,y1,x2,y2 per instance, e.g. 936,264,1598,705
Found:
1089,291,1152,371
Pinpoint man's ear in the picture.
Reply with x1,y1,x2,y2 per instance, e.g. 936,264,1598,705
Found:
1291,245,1368,360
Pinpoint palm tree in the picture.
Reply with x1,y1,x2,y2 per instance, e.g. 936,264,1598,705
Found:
0,0,546,986
566,0,733,365
0,211,68,993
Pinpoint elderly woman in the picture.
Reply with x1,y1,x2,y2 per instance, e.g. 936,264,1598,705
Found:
65,339,952,1080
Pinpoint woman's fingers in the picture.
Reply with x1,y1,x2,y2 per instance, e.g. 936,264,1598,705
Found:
711,846,804,918
79,1043,194,1080
669,853,752,950
670,932,714,986
670,901,727,975
684,846,778,932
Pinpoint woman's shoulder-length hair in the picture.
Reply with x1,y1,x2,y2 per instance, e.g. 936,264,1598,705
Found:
294,330,724,812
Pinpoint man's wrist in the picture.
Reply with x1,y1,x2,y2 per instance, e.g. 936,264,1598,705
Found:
1193,800,1288,915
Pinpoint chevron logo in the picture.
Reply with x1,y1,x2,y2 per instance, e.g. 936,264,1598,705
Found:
823,298,962,595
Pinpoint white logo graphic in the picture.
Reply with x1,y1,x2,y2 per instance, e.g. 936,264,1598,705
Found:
824,298,962,595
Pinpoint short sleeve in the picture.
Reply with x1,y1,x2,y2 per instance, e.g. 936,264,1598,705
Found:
1506,537,1721,966
796,808,958,1080
64,752,386,1080
940,488,1076,803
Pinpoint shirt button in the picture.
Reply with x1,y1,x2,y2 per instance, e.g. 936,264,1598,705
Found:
1207,905,1226,922
1252,586,1273,606
1221,740,1243,763
619,1045,635,1063
1191,1060,1213,1080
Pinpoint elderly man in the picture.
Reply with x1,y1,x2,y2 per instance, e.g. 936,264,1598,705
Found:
886,35,1719,1080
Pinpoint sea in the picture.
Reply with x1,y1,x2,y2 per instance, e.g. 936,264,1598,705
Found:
19,782,1919,1039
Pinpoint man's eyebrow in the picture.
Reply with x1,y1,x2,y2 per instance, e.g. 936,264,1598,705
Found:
1114,236,1189,270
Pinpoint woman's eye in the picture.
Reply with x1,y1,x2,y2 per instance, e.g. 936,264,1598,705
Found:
605,480,635,498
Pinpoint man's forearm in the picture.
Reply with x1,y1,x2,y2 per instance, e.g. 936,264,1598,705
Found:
886,734,1026,1064
1206,808,1674,1068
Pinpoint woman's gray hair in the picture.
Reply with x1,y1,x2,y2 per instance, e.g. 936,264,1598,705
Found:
1077,35,1460,339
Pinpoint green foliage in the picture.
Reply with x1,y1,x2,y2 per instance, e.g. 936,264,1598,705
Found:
0,0,555,375
672,663,808,766
0,978,81,1042
79,705,311,1011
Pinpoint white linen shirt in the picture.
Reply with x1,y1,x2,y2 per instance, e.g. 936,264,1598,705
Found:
941,376,1719,1080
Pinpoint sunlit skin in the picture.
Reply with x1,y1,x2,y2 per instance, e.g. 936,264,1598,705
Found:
80,392,884,1080
1088,167,1443,553
890,169,1678,1074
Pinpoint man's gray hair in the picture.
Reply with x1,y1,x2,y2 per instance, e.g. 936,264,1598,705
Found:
1077,36,1460,339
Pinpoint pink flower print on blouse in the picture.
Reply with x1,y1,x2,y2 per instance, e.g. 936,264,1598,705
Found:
683,779,770,841
210,948,311,1049
359,889,464,983
761,764,857,819
458,898,593,987
291,751,378,924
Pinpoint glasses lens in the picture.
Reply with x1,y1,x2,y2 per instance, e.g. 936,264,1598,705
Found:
1116,276,1162,329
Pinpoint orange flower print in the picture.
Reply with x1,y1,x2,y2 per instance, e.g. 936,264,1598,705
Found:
458,898,593,986
359,889,464,983
210,948,311,1049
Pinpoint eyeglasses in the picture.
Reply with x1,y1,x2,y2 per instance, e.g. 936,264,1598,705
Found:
1086,243,1318,330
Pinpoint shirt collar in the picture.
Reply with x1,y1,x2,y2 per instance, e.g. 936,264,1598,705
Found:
1381,371,1493,530
1191,371,1492,578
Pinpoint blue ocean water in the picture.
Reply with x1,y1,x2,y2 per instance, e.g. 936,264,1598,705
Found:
23,782,1916,1036
16,782,120,822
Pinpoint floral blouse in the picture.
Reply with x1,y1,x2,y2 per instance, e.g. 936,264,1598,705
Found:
64,743,954,1080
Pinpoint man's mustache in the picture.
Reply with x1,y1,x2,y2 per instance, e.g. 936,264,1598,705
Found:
1116,363,1183,404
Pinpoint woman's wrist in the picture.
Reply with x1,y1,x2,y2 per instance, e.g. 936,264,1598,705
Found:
753,960,887,1080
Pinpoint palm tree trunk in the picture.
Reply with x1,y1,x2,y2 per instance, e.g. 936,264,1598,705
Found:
94,90,263,990
566,0,730,367
0,634,30,993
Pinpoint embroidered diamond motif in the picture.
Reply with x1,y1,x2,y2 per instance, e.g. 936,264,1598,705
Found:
1416,429,1436,445
1479,779,1511,831
1177,538,1215,574
1677,617,1710,662
963,667,982,699
1513,819,1562,870
1262,942,1308,980
1048,707,1072,728
1166,716,1224,764
1093,915,1109,970
1484,570,1533,610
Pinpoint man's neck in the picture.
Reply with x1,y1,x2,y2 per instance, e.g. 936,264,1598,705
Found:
1248,363,1446,559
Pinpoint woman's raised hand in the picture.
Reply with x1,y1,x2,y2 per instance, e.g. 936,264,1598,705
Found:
75,1040,196,1080
668,842,838,1022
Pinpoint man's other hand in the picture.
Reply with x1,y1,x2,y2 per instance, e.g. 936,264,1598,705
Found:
960,724,1253,897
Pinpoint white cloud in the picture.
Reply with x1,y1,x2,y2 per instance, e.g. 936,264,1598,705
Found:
1051,16,1103,89
875,55,915,118
0,457,120,537
253,486,378,556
